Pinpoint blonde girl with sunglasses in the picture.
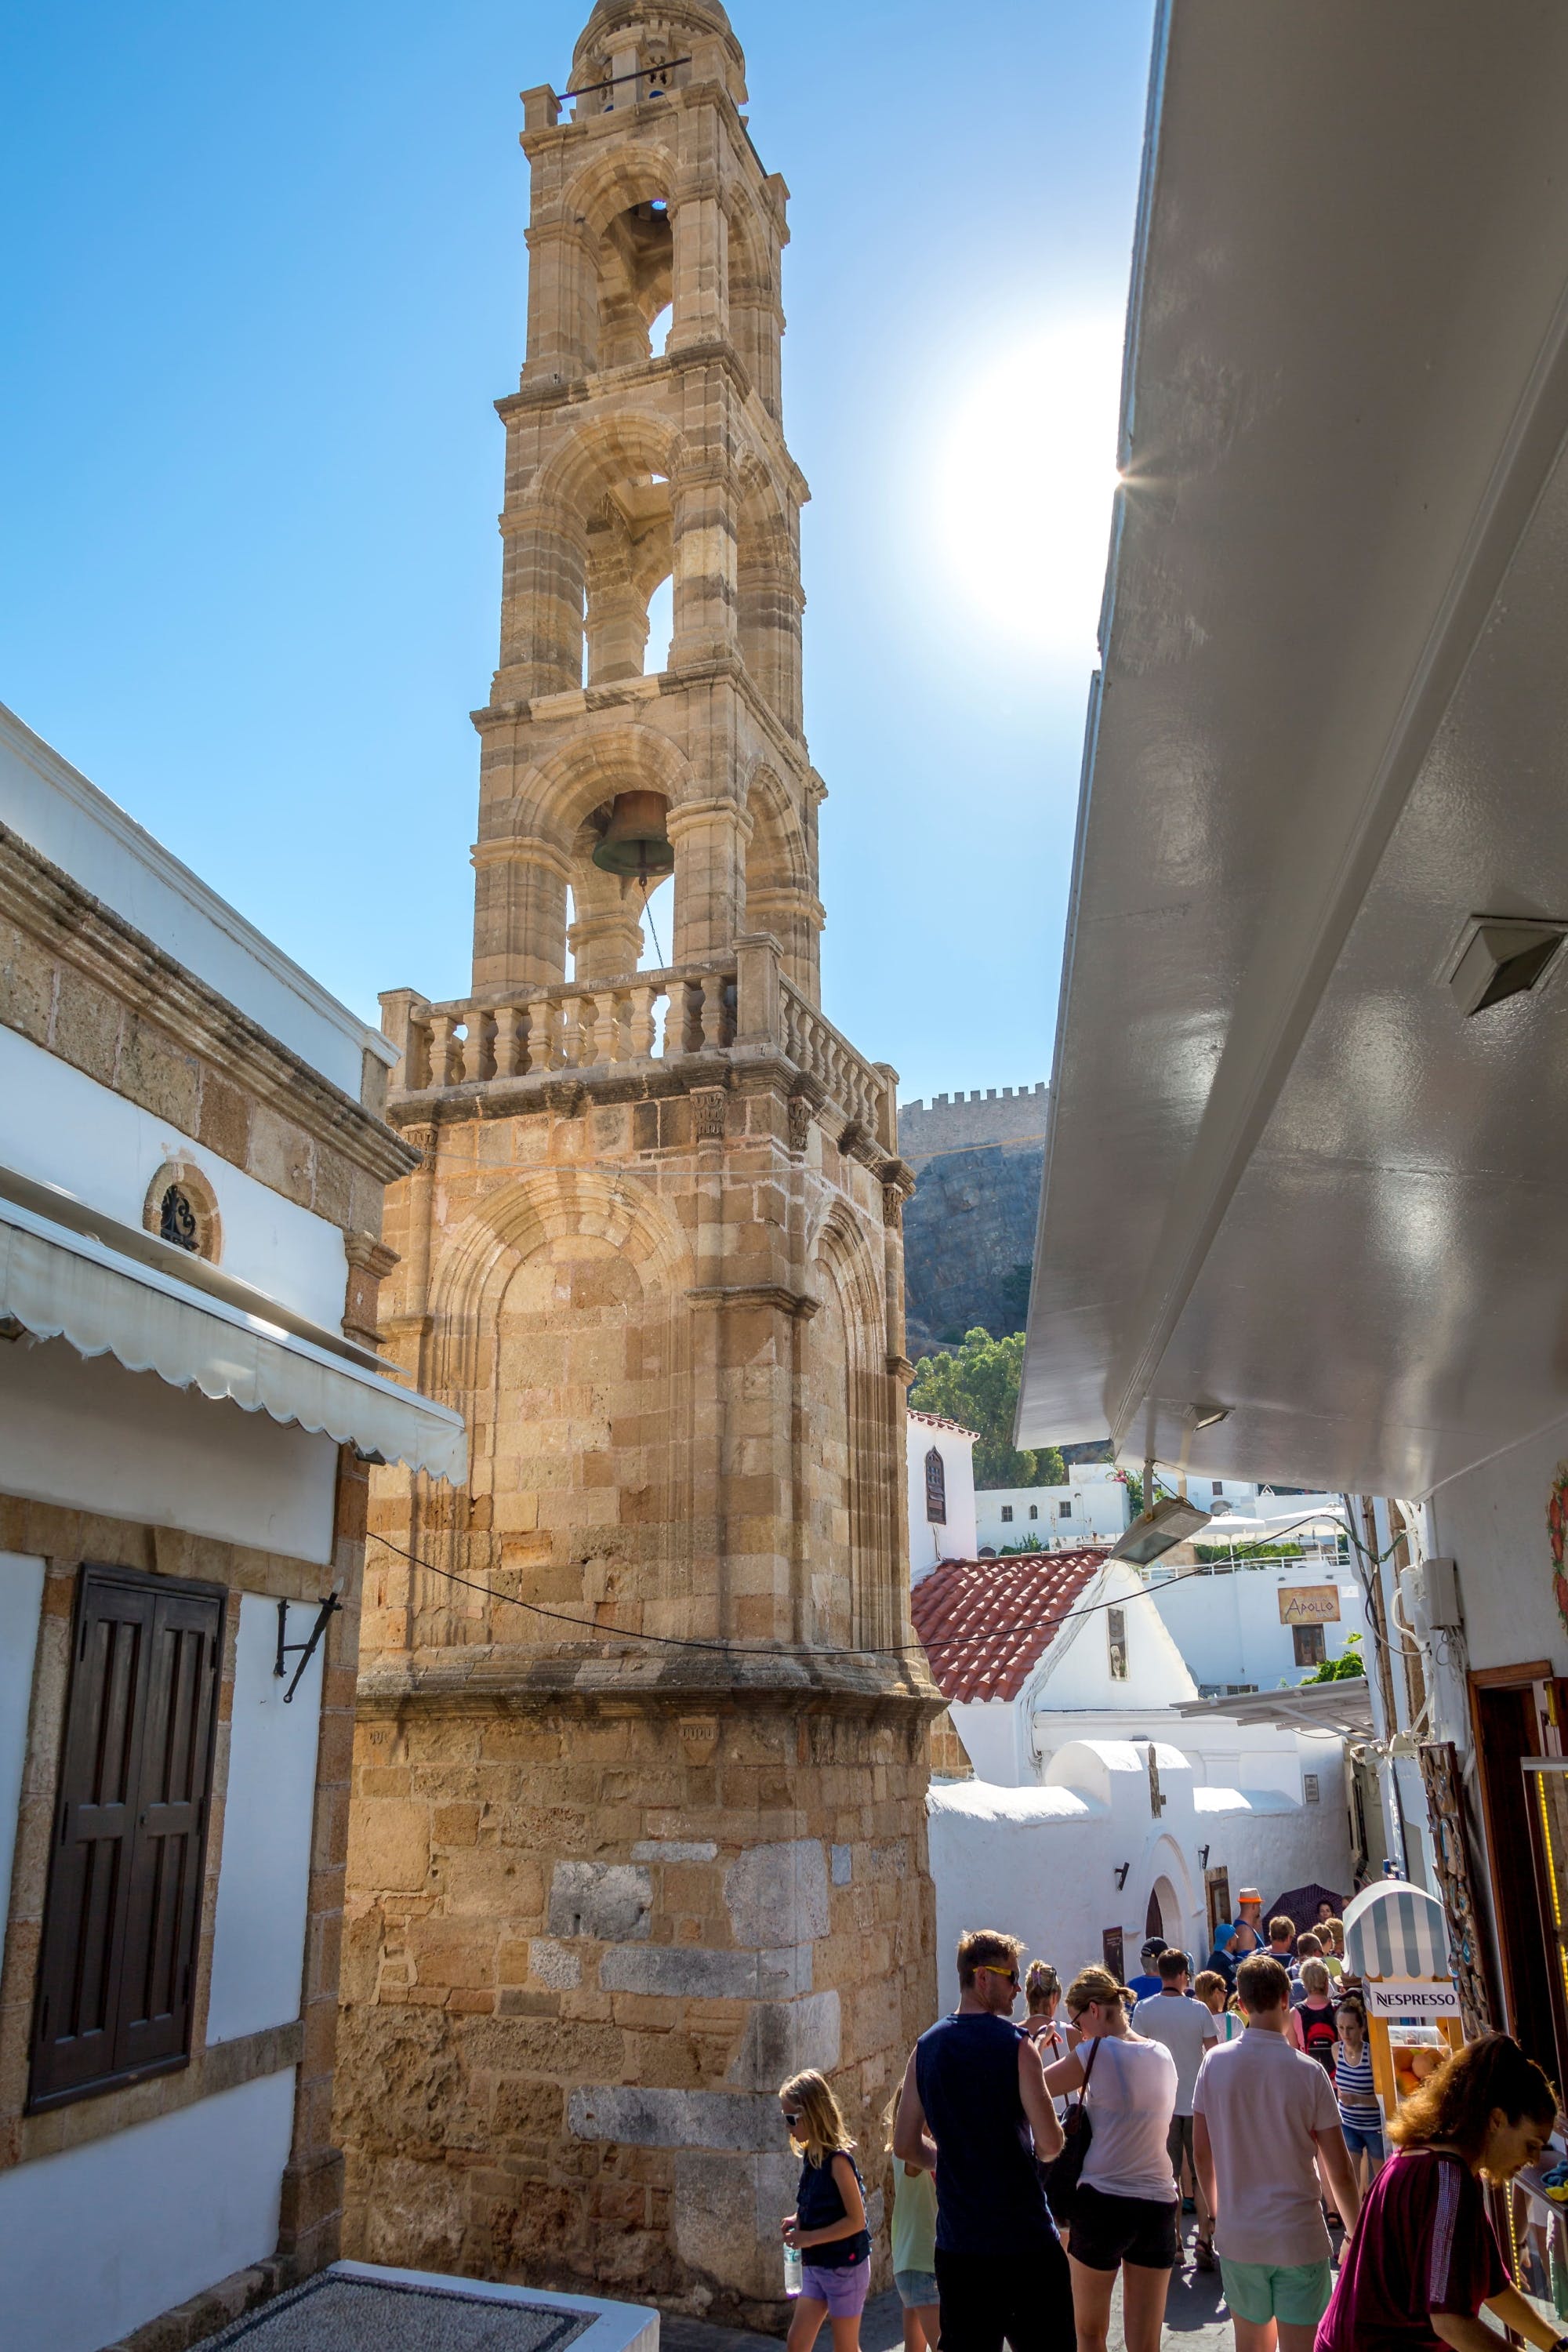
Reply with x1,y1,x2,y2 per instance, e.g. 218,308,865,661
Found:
780,2069,871,2352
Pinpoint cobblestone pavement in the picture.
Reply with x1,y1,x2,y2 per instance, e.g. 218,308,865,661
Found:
660,2223,1234,2352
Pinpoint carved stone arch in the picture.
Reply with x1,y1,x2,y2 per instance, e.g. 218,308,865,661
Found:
810,1203,898,1652
735,465,801,735
532,408,684,516
559,144,680,369
742,760,809,898
742,757,817,993
563,143,681,244
408,1167,695,1649
521,720,702,843
724,181,779,411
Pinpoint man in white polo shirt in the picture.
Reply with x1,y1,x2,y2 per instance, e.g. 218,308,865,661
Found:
1192,1953,1361,2351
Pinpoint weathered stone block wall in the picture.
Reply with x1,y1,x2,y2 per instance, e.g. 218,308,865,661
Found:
898,1083,1049,1164
897,1086,1050,1356
339,1693,932,2323
342,1058,937,2318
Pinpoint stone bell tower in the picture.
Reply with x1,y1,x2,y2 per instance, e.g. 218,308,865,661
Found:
337,0,938,2322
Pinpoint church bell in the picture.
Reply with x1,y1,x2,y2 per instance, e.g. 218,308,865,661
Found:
590,791,676,882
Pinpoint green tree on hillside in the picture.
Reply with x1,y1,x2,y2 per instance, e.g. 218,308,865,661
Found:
908,1327,1067,1490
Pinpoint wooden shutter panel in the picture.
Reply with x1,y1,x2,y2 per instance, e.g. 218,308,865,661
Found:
118,1588,223,2077
30,1569,223,2112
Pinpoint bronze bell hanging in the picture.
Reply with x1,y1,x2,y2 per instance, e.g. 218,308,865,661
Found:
590,790,675,882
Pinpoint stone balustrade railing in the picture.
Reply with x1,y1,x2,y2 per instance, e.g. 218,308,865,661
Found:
778,978,887,1148
388,963,735,1092
381,935,899,1162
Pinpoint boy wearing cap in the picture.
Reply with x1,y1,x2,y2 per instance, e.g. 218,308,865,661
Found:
1127,1937,1167,2005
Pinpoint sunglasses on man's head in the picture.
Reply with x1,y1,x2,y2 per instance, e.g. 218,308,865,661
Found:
978,1963,1018,1986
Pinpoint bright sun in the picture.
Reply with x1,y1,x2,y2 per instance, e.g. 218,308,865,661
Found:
935,316,1125,665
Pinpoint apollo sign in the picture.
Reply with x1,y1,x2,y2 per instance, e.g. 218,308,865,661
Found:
1278,1585,1341,1625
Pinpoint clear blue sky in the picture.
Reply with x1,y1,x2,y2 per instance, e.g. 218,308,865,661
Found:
1,0,1154,1106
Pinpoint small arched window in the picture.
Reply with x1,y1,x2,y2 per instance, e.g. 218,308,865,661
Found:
144,1160,221,1262
924,1446,946,1526
1029,1504,1038,1520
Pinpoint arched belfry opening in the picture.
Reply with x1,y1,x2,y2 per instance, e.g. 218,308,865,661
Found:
348,1,934,2320
596,198,673,368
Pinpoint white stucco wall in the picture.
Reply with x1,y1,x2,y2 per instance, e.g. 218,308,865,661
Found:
976,1473,1130,1552
0,1552,45,1965
0,703,389,1098
949,1694,1033,1786
0,1338,339,1565
0,1022,348,1330
1034,1568,1197,1714
207,1593,325,2045
0,2064,296,2352
927,1733,1354,2007
907,1419,978,1574
1152,1563,1367,1692
1425,1415,1568,1682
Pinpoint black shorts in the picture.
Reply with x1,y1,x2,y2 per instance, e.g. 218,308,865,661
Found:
1068,2183,1180,2273
934,2241,1075,2352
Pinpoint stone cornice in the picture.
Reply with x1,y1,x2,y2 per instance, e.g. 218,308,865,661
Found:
473,651,811,777
498,343,808,510
387,1050,742,1127
687,1283,820,1319
0,825,416,1186
356,1646,942,1719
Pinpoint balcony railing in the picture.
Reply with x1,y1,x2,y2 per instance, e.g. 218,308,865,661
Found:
381,938,900,1160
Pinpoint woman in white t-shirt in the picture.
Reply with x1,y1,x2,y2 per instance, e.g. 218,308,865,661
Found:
1043,1965,1179,2352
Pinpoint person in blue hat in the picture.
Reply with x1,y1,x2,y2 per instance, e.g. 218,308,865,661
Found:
1202,1924,1242,1994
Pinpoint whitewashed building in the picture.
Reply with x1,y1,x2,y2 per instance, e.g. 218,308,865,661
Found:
0,707,467,2352
907,1408,979,1574
976,1465,1131,1552
1151,1559,1368,1693
911,1550,1352,2005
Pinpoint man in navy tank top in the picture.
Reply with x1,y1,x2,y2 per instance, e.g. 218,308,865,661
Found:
894,1929,1074,2352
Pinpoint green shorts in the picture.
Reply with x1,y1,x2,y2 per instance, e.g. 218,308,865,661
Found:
1219,2256,1333,2327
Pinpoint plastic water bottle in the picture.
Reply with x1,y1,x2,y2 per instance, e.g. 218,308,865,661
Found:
784,2243,804,2297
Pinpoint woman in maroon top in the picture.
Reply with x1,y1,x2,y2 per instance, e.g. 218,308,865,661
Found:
1316,2033,1564,2352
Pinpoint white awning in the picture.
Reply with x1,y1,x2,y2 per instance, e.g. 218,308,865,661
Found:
0,1196,466,1483
1177,1683,1373,1739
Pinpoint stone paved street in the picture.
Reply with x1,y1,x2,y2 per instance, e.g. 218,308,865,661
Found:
661,2224,1234,2352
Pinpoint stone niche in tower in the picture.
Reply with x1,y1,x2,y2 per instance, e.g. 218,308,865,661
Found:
337,2,938,2325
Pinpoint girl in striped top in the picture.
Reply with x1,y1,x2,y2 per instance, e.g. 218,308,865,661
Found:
1334,1993,1385,2185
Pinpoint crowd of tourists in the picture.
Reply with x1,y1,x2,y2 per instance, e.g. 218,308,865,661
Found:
775,1916,1568,2352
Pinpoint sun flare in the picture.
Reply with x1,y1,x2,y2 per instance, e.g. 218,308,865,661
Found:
936,316,1125,663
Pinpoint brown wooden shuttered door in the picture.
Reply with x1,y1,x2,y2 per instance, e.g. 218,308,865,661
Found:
29,1567,223,2112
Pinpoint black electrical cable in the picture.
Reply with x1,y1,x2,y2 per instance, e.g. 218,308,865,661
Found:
368,1508,1344,1668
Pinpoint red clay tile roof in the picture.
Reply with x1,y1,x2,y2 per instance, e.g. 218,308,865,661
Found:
911,1550,1110,1704
908,1410,979,1439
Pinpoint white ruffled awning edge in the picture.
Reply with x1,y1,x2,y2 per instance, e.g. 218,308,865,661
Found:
0,1199,466,1483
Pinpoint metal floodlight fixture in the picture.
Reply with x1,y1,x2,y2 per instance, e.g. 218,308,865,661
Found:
1448,913,1568,1016
1114,1862,1131,1889
1112,1493,1213,1566
1198,1844,1210,1871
